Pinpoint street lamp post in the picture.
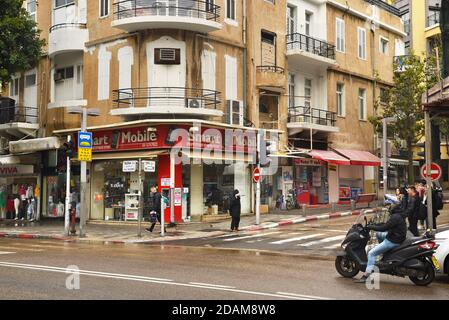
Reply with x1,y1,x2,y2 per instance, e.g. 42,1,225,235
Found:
67,106,100,238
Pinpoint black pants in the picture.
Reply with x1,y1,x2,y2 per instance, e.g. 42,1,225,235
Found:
426,216,438,230
408,216,419,237
231,216,240,230
149,213,162,232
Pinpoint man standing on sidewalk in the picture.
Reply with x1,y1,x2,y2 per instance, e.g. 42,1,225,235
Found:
146,186,163,233
229,190,241,232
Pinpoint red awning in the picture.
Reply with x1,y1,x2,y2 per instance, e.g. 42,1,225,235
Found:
334,149,381,166
309,150,351,165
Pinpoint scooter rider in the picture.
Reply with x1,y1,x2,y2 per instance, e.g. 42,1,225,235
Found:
354,207,407,283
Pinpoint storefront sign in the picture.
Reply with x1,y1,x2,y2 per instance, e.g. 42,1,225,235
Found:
294,158,324,167
339,186,351,200
122,161,138,172
142,161,156,173
174,188,182,206
78,131,93,162
161,178,171,187
0,165,34,176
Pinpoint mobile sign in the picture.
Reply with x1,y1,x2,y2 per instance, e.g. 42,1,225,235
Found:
78,132,92,162
421,163,442,181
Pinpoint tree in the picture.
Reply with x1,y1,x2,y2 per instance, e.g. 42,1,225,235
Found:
370,53,430,184
0,0,45,88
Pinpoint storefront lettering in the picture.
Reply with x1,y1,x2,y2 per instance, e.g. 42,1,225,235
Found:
121,130,157,144
0,165,34,176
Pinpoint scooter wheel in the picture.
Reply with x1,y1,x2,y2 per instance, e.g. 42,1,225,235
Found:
409,261,435,286
335,256,360,278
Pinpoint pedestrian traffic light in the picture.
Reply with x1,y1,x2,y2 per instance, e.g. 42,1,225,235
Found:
259,140,273,168
416,142,425,159
61,140,75,159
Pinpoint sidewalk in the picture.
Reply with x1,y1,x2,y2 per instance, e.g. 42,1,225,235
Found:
0,206,377,245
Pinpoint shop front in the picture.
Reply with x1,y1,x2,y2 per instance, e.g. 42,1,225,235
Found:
293,158,329,205
54,122,257,223
0,154,41,220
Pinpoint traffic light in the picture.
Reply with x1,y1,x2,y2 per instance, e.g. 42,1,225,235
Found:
259,139,273,168
61,140,75,159
416,142,425,159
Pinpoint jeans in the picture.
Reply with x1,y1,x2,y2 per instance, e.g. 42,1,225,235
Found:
366,232,401,274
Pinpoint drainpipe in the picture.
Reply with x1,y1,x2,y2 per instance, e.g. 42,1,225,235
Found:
371,20,379,197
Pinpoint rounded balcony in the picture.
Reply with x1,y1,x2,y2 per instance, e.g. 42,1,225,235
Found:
112,0,222,33
48,23,89,58
111,87,223,119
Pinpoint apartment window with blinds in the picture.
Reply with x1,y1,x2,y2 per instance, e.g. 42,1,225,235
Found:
55,0,74,8
358,88,366,120
287,6,296,35
336,83,345,117
226,0,236,21
100,0,109,18
357,27,366,60
27,0,36,21
305,12,312,36
336,18,345,53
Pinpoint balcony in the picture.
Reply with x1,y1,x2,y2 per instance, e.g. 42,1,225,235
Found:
111,87,223,118
393,55,417,73
256,66,286,93
48,23,88,58
287,106,339,136
286,33,336,68
364,0,400,16
426,11,440,28
112,0,222,33
0,104,39,138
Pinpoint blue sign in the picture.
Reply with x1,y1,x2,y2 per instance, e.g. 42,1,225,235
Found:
78,131,92,149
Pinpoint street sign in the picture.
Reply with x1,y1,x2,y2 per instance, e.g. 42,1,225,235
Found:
123,161,138,172
253,167,261,183
421,163,442,181
77,131,92,162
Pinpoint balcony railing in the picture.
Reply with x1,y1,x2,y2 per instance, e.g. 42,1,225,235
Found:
49,23,87,33
288,106,336,127
113,0,220,22
112,87,221,110
426,11,440,27
364,0,400,16
0,105,38,124
256,65,285,74
286,33,336,60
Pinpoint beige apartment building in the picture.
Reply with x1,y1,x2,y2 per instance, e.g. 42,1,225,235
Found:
0,0,404,222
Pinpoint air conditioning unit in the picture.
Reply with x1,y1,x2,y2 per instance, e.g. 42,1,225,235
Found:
155,48,180,65
54,71,64,82
186,98,203,109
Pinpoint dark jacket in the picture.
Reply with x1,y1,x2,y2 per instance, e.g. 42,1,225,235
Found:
368,211,407,244
150,192,162,214
229,195,241,217
403,196,419,219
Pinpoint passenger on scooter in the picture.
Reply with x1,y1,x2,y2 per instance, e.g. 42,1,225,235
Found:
354,208,407,283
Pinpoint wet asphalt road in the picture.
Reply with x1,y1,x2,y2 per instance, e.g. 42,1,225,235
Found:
0,234,449,300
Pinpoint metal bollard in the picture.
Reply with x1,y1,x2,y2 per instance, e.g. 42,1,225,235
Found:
331,202,336,213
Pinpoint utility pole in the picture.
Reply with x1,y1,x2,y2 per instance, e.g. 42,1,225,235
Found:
425,111,434,230
79,107,87,237
256,131,261,225
382,118,388,198
138,158,142,238
64,134,71,236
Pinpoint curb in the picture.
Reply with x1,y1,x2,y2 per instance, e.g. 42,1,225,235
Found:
0,208,383,245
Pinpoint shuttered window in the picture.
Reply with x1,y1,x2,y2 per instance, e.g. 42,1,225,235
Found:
225,55,237,100
98,47,112,100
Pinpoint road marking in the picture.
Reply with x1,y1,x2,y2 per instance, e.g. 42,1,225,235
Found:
0,246,43,252
276,292,332,300
189,282,236,289
0,251,15,255
323,243,342,250
223,232,280,242
298,235,346,247
269,234,323,245
0,261,330,300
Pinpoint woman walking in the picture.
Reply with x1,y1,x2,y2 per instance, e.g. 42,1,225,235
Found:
229,190,241,232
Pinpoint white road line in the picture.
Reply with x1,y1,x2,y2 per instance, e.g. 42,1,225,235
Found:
0,246,44,252
189,282,236,289
298,235,346,247
276,292,332,300
0,261,328,300
223,232,280,242
269,234,323,245
323,243,342,250
0,251,15,255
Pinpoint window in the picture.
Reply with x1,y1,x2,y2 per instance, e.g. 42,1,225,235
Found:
98,47,112,101
55,0,74,8
205,0,215,13
10,78,19,97
358,88,366,120
100,0,109,18
287,6,296,35
336,83,345,117
304,79,312,108
225,55,237,100
226,0,236,21
379,87,389,105
25,74,36,87
55,66,74,81
227,100,243,126
305,12,312,36
76,65,83,85
380,37,389,55
27,0,36,21
288,74,295,109
357,27,366,60
336,18,345,52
